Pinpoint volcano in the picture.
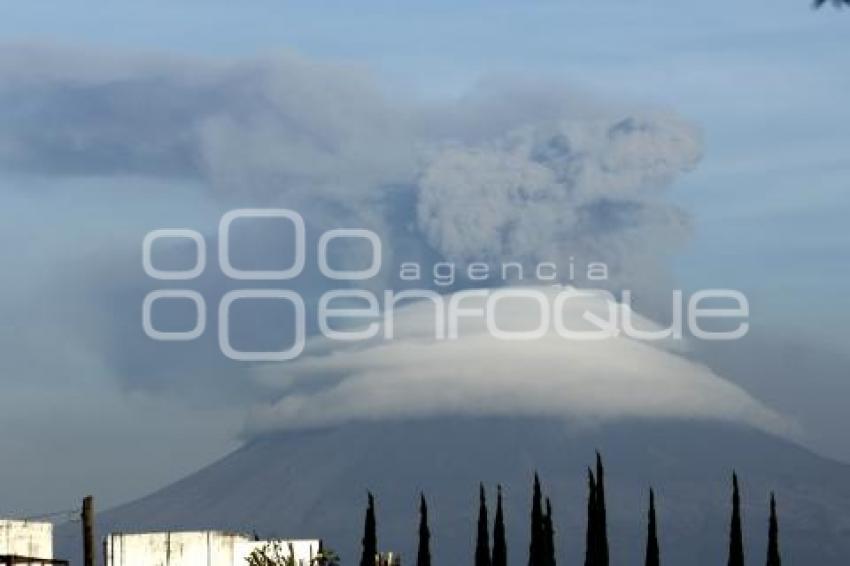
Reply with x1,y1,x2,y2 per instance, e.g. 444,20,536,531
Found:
58,417,850,565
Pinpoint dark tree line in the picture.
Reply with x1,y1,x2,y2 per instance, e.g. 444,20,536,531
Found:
476,484,491,566
766,493,782,566
728,473,744,566
492,486,507,566
522,472,558,566
417,494,431,566
584,453,609,566
644,489,659,566
360,492,377,566
360,458,783,566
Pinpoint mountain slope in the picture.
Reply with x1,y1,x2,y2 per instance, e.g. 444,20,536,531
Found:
60,418,850,565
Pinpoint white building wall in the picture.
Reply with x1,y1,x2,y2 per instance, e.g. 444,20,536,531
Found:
0,520,53,559
105,532,320,566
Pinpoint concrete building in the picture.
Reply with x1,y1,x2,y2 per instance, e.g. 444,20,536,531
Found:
104,531,321,566
0,520,65,566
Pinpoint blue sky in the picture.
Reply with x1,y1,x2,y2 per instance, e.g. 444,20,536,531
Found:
0,0,848,514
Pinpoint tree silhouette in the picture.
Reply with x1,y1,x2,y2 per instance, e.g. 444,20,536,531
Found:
584,469,597,566
766,493,781,566
727,473,745,566
595,453,609,566
492,485,508,566
529,473,545,566
359,492,377,566
417,494,431,566
543,497,556,566
476,484,492,566
644,489,660,566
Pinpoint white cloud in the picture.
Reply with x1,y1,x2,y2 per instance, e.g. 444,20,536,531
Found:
248,287,788,435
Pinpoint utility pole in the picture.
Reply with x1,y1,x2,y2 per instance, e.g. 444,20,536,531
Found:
82,496,95,566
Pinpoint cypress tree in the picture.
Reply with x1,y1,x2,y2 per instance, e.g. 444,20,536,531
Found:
476,484,492,566
645,489,659,566
417,493,431,566
360,492,377,566
728,473,745,566
595,453,609,566
529,473,545,566
492,485,508,566
584,469,597,566
543,497,556,566
765,493,781,566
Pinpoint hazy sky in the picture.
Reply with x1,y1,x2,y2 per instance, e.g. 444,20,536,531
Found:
0,0,848,518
